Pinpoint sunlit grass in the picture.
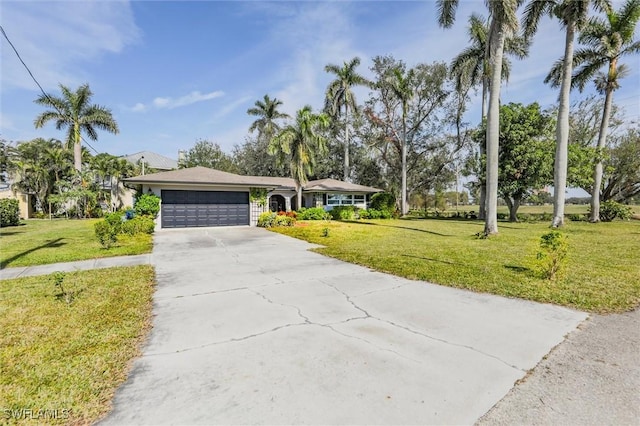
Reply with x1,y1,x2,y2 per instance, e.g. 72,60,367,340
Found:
0,219,152,268
271,218,640,313
0,265,155,425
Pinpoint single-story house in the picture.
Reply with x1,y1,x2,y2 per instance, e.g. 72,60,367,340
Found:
0,184,32,219
125,166,382,229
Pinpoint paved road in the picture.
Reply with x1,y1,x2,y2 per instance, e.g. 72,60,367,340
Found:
101,227,586,425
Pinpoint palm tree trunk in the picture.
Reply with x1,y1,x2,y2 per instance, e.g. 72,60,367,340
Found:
73,124,82,172
344,103,350,182
296,183,303,210
479,81,487,220
590,86,614,222
551,23,576,228
401,110,408,215
484,23,505,236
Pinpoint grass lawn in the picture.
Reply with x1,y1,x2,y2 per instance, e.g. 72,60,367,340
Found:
0,265,155,425
271,218,640,313
0,219,153,268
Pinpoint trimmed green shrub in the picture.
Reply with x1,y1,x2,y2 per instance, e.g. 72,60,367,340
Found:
121,216,155,235
598,200,632,222
297,207,331,220
257,211,277,228
534,230,569,280
370,192,395,212
104,212,125,234
275,215,296,227
134,194,160,218
0,198,20,227
330,205,358,220
94,220,118,249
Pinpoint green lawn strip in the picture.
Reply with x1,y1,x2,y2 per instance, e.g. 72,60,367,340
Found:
0,219,152,268
0,265,155,425
272,219,640,313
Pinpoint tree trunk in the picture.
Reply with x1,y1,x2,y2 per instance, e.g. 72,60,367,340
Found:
73,124,82,172
478,47,489,221
401,111,408,216
504,195,521,222
551,23,576,228
297,184,303,210
590,86,614,222
484,23,505,236
344,103,350,182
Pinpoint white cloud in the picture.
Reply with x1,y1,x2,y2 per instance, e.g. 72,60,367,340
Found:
129,90,225,112
0,1,140,92
130,103,147,113
212,96,253,121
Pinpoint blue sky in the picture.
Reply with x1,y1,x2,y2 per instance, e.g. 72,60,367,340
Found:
1,0,639,163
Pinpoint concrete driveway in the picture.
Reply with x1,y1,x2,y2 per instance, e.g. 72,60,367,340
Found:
102,227,586,425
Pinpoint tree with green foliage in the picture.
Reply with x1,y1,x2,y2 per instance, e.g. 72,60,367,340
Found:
34,83,119,172
233,135,290,177
474,103,555,221
324,57,370,182
523,0,612,227
565,0,640,221
269,105,329,210
179,139,238,172
247,95,290,145
438,0,522,235
449,13,528,220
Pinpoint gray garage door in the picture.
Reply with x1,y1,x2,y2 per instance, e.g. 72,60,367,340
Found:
161,190,249,228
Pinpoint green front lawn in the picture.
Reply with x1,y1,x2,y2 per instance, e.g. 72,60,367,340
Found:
272,219,640,313
0,265,155,425
0,219,153,268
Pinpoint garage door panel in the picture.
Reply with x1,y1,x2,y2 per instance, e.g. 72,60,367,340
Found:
161,190,249,228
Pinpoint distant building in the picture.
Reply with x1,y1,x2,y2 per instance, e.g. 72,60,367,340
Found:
121,151,178,172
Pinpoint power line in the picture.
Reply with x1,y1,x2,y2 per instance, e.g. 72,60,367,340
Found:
0,24,100,154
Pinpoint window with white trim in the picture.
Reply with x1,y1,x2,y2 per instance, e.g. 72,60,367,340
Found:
327,194,366,205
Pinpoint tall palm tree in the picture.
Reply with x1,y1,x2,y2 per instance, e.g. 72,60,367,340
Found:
247,95,290,144
34,83,119,172
384,67,415,216
269,105,329,210
450,13,528,220
564,0,639,221
438,0,521,235
523,0,611,228
324,57,369,182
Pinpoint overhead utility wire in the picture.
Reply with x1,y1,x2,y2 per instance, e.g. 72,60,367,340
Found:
0,25,99,154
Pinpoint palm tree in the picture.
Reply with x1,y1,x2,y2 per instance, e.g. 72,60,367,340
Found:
565,0,639,221
269,105,329,210
324,57,369,182
523,0,611,228
384,67,415,216
450,13,528,220
438,0,521,235
247,95,290,144
33,83,119,172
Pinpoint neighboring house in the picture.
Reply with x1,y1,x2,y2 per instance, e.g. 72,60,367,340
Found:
0,183,32,219
114,150,178,209
125,166,382,229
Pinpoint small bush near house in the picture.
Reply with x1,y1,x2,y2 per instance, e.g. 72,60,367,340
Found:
370,192,396,213
258,211,277,228
134,194,161,218
330,205,358,220
121,216,155,235
277,210,297,219
297,207,331,220
104,212,125,234
94,221,118,249
534,230,569,280
0,198,20,227
597,200,632,222
275,215,296,227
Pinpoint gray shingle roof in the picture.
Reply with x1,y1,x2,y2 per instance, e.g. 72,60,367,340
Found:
124,167,382,193
122,151,178,171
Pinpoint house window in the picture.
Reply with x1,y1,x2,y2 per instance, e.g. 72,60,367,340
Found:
327,194,366,205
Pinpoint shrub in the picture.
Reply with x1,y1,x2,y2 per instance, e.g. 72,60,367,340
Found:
134,194,160,218
567,213,587,222
121,216,155,235
598,200,632,222
257,211,277,228
330,205,358,220
370,192,395,212
94,220,118,249
0,198,20,227
104,212,125,234
298,207,331,220
534,230,568,280
274,215,296,227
